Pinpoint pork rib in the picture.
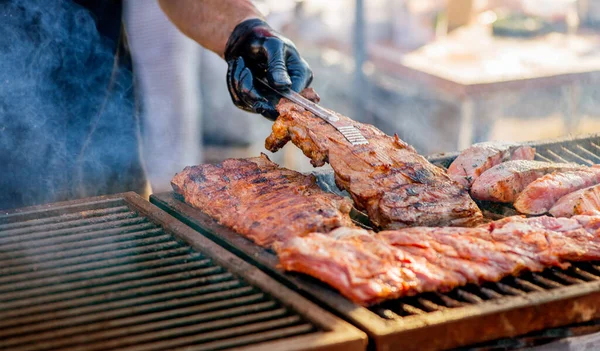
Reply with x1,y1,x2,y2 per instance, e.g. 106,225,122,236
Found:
171,154,354,247
274,229,424,304
515,168,600,215
448,142,536,188
275,215,600,305
266,89,482,229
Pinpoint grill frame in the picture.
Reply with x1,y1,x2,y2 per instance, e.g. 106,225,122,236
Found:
151,133,600,351
0,192,367,351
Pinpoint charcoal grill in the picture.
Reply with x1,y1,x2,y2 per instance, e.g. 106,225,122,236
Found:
152,133,600,351
0,192,366,351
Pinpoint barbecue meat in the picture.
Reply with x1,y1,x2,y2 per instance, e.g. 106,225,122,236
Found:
273,230,426,304
275,215,600,305
489,216,600,261
266,89,482,229
171,154,354,247
471,160,583,203
515,168,600,215
550,184,600,217
448,142,536,188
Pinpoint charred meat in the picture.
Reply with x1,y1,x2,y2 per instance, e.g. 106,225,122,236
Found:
171,154,354,247
266,89,482,229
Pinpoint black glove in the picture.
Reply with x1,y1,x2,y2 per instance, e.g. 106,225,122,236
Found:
225,18,313,120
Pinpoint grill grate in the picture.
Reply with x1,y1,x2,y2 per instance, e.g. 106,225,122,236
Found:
371,263,600,320
0,194,365,351
152,133,600,351
427,134,600,168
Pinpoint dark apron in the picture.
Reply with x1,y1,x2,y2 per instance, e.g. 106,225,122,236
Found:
0,0,146,210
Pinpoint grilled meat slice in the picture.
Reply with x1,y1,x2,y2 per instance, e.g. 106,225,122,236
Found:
275,215,600,305
471,160,583,203
514,168,600,215
489,215,600,261
448,142,536,188
266,89,482,229
550,184,600,217
274,230,426,304
171,154,354,247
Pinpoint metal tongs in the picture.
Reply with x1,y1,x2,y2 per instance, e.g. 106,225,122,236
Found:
257,78,369,146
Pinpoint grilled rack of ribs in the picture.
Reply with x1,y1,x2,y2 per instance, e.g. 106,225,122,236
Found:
171,154,355,247
266,89,483,229
275,215,600,305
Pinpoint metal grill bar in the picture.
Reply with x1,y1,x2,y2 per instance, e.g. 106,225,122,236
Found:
534,140,600,166
535,153,555,162
170,324,316,351
383,269,598,315
0,269,235,309
559,146,594,165
571,267,600,281
0,225,164,254
0,231,172,265
0,256,215,294
0,286,257,332
89,315,306,351
575,144,600,163
0,241,185,276
0,198,127,225
0,205,131,231
0,211,142,237
0,251,206,285
2,300,282,349
0,219,157,247
370,262,600,322
0,279,246,322
0,194,360,351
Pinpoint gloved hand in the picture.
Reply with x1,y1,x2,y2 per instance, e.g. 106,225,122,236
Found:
225,18,313,120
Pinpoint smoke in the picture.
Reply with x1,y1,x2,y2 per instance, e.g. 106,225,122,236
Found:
0,0,144,210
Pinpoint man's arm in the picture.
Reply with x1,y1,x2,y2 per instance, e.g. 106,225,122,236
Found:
158,0,262,57
158,0,313,119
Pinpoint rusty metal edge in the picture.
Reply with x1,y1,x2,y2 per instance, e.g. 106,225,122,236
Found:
375,281,600,351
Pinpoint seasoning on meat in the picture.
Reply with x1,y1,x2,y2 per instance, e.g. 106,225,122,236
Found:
266,89,483,229
171,154,355,247
448,142,536,188
470,160,583,203
515,168,600,215
550,184,600,217
275,215,600,305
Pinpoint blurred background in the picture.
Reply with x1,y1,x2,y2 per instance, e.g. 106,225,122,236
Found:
125,0,600,192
